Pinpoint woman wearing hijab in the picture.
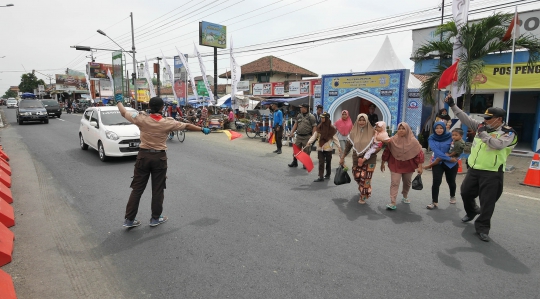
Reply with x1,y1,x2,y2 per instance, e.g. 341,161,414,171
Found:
307,112,342,182
425,121,458,209
334,110,353,151
381,123,425,210
339,114,377,204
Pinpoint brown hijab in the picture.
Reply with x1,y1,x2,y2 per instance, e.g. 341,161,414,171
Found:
388,122,422,161
348,113,374,155
317,115,337,147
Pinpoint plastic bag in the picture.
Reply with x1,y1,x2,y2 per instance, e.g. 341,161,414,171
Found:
412,174,423,190
334,165,351,185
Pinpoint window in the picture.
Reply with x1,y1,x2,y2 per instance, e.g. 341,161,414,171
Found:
90,111,98,123
84,110,92,121
258,74,270,83
470,94,494,113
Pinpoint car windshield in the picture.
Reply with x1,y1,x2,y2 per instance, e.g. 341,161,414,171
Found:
19,100,44,108
7,100,16,103
42,100,58,106
100,110,132,126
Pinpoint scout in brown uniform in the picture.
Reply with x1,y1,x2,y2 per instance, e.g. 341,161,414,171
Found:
118,97,210,228
288,103,317,168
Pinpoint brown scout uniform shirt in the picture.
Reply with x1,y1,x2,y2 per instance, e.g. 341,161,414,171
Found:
123,112,187,150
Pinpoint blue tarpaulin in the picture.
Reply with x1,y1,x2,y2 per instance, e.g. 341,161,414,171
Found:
261,96,309,106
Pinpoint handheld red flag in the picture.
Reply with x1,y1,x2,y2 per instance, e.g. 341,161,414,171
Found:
223,130,242,140
292,144,314,172
438,59,459,89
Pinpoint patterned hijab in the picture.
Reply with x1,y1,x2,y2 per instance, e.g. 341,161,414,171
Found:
388,122,422,161
334,110,353,136
348,113,374,154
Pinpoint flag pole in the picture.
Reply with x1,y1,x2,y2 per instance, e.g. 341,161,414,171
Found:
507,6,517,122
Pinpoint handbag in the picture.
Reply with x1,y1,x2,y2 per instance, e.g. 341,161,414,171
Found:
334,165,351,185
411,174,423,190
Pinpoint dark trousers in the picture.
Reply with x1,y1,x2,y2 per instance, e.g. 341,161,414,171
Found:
125,151,168,221
431,163,458,203
318,151,333,178
460,168,504,234
274,125,283,149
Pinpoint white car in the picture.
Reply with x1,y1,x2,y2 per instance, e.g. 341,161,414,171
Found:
79,106,140,162
6,98,17,108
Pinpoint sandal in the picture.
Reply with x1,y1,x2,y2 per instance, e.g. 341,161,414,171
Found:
401,198,410,204
426,203,438,210
386,204,397,210
358,198,366,205
449,197,457,204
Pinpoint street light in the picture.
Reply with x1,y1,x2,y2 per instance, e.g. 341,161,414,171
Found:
0,4,14,7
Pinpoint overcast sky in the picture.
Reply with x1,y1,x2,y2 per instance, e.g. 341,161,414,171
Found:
1,0,538,93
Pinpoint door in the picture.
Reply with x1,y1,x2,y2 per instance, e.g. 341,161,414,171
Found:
80,109,93,145
87,110,100,149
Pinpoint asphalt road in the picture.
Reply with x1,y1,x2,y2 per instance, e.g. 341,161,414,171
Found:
1,107,539,299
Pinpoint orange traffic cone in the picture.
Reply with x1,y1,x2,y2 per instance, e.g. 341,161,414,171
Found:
520,153,540,188
457,158,467,174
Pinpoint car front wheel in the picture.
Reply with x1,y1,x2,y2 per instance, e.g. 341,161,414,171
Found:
79,134,88,150
98,141,108,162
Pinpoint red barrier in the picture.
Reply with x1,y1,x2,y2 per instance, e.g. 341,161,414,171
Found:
0,170,10,188
0,199,14,228
0,181,12,204
0,269,16,299
0,150,8,162
0,223,14,267
0,160,10,176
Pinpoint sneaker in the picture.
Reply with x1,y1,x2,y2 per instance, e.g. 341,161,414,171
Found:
386,204,397,210
149,215,168,227
401,198,411,204
324,174,331,179
449,197,457,204
123,218,141,228
276,149,282,154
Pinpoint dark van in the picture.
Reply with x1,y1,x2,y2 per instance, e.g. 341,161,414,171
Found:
41,99,62,118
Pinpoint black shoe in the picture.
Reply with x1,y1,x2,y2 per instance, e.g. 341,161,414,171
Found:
461,214,478,223
314,177,324,182
276,149,282,154
324,174,330,179
288,161,298,167
273,149,279,153
303,165,306,169
477,232,489,242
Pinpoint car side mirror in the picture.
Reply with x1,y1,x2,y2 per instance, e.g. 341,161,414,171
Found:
90,121,98,128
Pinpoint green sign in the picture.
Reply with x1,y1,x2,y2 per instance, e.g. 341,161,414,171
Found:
197,81,208,96
112,51,124,102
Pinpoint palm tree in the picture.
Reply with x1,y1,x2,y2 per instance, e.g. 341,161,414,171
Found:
413,12,540,115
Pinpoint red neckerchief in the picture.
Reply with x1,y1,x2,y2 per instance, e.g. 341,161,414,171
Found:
149,114,162,121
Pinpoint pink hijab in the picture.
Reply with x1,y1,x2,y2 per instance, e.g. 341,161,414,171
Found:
334,110,353,136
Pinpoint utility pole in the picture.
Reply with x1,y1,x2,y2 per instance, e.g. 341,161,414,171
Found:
131,12,138,110
155,57,162,97
214,47,217,103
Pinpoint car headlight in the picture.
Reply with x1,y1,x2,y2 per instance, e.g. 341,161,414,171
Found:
105,130,119,140
22,112,31,116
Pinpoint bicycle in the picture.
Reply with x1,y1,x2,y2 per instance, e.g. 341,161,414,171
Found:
245,115,263,138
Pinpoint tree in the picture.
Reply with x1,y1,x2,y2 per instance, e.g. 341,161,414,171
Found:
2,89,18,99
18,73,46,93
413,13,540,115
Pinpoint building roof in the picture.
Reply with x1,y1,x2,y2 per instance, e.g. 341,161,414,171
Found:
411,73,429,83
219,56,317,78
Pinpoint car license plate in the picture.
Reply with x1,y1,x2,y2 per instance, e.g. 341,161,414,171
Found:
129,142,139,147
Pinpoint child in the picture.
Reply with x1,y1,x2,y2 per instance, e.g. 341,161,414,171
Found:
358,121,390,165
424,128,465,169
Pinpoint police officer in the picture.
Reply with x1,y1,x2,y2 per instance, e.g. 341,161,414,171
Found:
288,103,317,168
446,95,517,242
118,97,211,228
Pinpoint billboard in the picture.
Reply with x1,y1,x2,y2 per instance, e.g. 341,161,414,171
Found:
252,82,285,96
87,62,113,79
197,81,209,96
55,74,87,91
237,81,250,91
174,55,188,105
112,51,124,102
289,81,311,96
476,63,540,90
135,78,150,102
199,21,226,48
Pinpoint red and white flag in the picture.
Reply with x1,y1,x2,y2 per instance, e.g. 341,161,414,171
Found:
502,12,520,42
438,59,459,89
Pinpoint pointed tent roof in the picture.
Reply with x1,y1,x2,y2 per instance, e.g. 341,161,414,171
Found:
365,36,422,88
219,55,317,78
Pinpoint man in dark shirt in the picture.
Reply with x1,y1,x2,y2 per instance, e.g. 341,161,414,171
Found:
367,103,379,127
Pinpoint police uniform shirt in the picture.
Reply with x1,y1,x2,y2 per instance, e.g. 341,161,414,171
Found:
124,112,187,150
296,113,316,135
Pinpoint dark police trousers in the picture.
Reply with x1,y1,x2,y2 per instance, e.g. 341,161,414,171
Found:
125,150,167,221
274,125,283,150
460,168,504,235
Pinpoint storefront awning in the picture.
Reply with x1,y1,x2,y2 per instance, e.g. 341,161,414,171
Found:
261,96,309,106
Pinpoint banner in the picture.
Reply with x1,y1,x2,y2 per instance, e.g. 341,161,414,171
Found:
289,81,311,95
173,55,188,105
162,55,177,103
144,56,157,98
87,62,113,79
237,81,249,91
197,81,209,96
475,63,540,89
55,74,87,91
99,80,113,97
135,78,150,102
112,51,124,102
199,21,226,49
451,0,469,98
330,75,390,89
194,44,214,103
176,48,198,101
230,37,241,110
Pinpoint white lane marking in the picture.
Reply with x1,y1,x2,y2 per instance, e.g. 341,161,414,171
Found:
503,192,540,201
56,118,65,121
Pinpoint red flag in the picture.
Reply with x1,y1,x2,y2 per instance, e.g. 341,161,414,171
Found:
503,13,520,42
438,59,459,89
292,144,314,172
267,132,275,144
223,130,242,140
